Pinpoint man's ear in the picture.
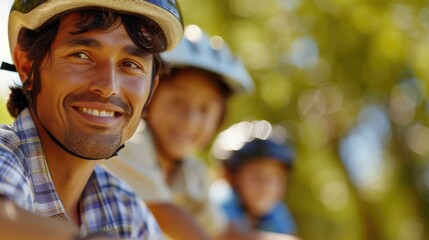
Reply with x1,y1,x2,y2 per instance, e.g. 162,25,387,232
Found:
13,46,33,91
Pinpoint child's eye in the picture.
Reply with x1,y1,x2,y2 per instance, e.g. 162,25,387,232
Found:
71,52,90,60
120,61,141,70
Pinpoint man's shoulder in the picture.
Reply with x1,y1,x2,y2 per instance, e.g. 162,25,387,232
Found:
83,166,163,238
0,124,20,147
86,166,146,218
0,109,34,155
0,123,27,170
0,124,33,210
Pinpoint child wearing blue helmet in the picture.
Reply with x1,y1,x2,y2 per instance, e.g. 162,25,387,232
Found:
212,120,297,235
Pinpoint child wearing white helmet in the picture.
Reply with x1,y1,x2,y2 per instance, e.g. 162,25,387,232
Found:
0,0,183,239
106,25,299,240
105,24,252,239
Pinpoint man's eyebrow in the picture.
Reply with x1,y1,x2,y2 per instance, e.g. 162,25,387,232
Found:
123,45,150,59
63,37,101,48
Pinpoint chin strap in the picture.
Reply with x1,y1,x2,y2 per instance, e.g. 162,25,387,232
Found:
44,128,125,160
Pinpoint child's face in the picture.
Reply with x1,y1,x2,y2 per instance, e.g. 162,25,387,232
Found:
234,158,287,217
146,68,224,161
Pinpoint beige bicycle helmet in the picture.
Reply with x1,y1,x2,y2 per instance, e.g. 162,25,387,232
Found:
8,0,184,60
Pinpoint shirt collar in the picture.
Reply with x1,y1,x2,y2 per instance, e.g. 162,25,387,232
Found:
13,108,68,218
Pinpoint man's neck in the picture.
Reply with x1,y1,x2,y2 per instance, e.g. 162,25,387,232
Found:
47,155,96,226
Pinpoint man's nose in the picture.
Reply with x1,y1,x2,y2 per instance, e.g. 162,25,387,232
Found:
88,62,119,97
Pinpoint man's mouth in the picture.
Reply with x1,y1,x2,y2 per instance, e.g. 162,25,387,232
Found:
78,107,116,117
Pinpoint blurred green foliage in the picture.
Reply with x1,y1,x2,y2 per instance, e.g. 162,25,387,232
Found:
179,0,429,239
0,98,13,124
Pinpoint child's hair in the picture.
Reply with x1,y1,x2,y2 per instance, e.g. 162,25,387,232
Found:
223,138,294,173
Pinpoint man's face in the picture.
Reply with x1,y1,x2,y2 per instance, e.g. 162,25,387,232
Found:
34,13,154,159
146,68,224,161
234,158,287,217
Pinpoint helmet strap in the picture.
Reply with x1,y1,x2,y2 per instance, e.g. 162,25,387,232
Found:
0,62,17,72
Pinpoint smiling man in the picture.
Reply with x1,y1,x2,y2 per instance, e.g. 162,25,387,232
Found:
0,0,183,239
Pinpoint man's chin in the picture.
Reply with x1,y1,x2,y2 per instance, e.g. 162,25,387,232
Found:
65,136,122,160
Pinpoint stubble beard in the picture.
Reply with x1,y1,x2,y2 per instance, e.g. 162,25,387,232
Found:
63,124,123,159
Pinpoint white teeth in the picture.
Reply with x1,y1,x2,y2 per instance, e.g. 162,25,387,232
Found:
78,107,115,117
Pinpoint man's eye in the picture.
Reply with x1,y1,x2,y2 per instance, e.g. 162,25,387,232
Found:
72,52,90,60
120,61,141,69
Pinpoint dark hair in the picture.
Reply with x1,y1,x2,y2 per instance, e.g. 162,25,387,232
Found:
7,9,167,117
158,66,233,127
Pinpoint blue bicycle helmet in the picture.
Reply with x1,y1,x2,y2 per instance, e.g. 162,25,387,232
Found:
212,120,294,171
223,138,294,172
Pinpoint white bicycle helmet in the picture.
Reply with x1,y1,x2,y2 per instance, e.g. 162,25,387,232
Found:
161,24,254,93
8,0,184,59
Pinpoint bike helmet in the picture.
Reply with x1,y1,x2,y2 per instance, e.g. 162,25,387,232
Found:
8,0,184,59
161,24,254,93
223,138,294,172
212,120,294,171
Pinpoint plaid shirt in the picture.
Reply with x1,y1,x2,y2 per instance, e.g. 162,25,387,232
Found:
0,108,164,239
